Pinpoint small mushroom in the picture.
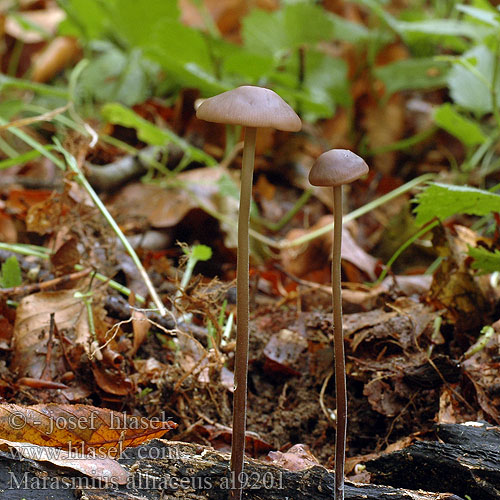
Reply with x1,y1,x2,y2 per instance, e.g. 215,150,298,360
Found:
197,86,301,500
308,149,369,500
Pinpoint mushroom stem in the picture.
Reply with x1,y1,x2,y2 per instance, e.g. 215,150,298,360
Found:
230,125,257,500
332,184,347,500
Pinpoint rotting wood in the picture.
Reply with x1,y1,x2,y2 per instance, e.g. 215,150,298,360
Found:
0,439,463,500
366,422,500,500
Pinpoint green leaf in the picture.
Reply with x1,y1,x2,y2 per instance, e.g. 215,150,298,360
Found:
457,5,500,27
468,246,500,274
101,103,216,165
374,58,449,95
76,48,154,107
395,18,491,40
0,256,22,288
57,0,110,40
242,3,333,58
414,183,500,225
191,244,213,262
448,44,500,114
109,0,179,47
283,2,334,48
327,12,372,43
144,21,228,94
242,9,287,57
433,103,487,147
0,99,24,120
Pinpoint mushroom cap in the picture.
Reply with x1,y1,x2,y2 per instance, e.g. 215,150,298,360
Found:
309,149,369,187
196,86,301,132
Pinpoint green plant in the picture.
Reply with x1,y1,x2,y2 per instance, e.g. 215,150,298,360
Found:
0,256,22,288
176,244,213,300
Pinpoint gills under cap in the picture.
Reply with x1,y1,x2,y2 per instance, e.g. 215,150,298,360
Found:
196,85,301,132
309,149,369,187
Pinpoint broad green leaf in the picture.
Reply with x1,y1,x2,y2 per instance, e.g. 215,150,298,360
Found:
374,58,449,95
433,103,487,147
242,9,287,57
0,100,24,120
279,49,349,120
144,21,228,95
448,44,500,114
328,12,372,43
101,103,215,165
57,0,110,39
109,0,179,47
414,183,500,225
242,3,333,58
469,246,500,274
190,244,213,262
77,48,154,107
0,256,22,288
283,2,334,48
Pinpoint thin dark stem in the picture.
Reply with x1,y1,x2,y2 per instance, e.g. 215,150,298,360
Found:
230,126,256,500
332,184,346,500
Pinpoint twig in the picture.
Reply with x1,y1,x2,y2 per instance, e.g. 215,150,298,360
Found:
0,268,92,296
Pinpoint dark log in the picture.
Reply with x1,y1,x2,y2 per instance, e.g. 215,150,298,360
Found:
366,422,500,500
0,440,462,500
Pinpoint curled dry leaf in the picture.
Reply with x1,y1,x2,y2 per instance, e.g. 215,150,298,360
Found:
268,444,321,471
0,438,129,485
281,215,378,280
0,403,177,457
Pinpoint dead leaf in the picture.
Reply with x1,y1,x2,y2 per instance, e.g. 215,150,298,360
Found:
263,329,308,376
0,403,177,457
51,238,81,276
281,216,379,280
5,7,65,43
363,378,404,417
268,444,320,471
11,290,91,380
32,36,80,83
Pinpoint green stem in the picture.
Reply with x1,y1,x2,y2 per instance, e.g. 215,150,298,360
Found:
253,189,313,232
230,126,256,500
285,174,435,250
372,219,439,286
332,185,346,500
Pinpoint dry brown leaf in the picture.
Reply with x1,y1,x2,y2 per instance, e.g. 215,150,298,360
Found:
11,290,91,380
263,329,308,376
5,7,65,43
0,403,177,457
363,378,404,417
281,216,378,279
0,438,129,484
32,36,80,83
128,308,150,357
268,444,320,471
91,363,134,396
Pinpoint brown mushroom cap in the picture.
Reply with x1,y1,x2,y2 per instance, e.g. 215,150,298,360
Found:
196,85,301,132
309,149,369,187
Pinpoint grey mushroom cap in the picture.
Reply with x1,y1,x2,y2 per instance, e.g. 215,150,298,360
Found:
309,149,369,187
196,85,301,132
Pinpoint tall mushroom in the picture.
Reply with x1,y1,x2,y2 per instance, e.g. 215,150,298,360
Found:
196,86,301,500
308,149,369,500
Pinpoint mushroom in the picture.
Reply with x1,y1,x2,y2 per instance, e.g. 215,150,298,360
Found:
197,86,301,500
308,149,369,500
